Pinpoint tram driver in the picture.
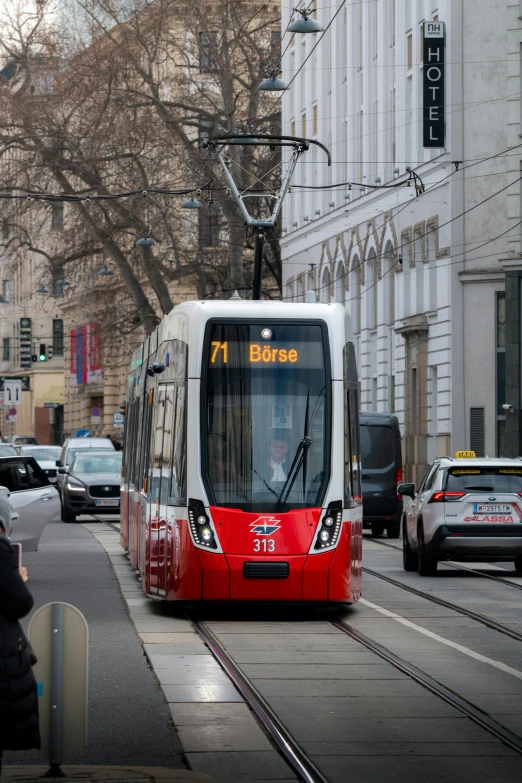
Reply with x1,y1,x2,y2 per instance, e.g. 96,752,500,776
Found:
266,430,290,483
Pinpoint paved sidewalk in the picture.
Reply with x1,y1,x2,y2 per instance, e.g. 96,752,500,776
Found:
2,766,212,782
4,522,184,769
83,523,296,783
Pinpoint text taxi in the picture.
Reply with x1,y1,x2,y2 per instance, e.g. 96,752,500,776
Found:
399,452,522,576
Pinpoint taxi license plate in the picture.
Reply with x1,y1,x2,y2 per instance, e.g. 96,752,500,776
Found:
473,504,511,513
95,498,119,507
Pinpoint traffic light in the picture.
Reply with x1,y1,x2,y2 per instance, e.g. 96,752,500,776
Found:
38,343,47,362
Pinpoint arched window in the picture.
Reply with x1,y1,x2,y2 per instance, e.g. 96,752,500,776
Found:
335,261,345,304
367,249,378,329
415,227,425,314
383,241,395,325
296,276,304,302
321,267,330,303
350,256,361,333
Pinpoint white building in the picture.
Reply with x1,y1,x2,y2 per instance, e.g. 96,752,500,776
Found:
281,0,514,481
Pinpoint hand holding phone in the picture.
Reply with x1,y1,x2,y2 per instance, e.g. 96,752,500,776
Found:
12,541,22,567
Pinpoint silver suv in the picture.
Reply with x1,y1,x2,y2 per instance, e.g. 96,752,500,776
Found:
400,454,522,576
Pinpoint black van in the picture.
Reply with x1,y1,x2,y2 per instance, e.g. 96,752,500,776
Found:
360,412,403,538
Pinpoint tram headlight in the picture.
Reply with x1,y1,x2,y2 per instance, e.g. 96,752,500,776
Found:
320,530,330,542
188,500,219,550
313,504,343,551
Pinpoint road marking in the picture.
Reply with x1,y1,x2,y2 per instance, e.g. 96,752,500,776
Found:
359,597,522,681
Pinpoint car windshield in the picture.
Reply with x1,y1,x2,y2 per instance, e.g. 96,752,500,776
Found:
72,453,122,474
203,322,330,513
67,447,113,464
445,467,522,493
21,447,61,461
360,425,396,470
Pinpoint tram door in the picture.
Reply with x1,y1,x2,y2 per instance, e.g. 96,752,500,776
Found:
147,385,174,596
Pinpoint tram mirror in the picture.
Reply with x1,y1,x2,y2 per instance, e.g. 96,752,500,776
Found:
58,467,67,475
56,460,62,467
398,483,415,498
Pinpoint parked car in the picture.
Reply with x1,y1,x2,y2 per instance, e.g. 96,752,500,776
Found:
360,412,403,539
0,456,60,551
60,450,122,523
7,436,38,449
20,446,62,484
56,438,116,496
0,445,19,457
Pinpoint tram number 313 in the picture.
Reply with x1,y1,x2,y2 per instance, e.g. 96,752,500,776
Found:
253,539,275,552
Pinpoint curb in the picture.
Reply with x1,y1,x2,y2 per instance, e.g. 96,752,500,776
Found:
2,766,213,781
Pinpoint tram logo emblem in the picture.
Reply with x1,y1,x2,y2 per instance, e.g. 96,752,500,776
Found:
250,517,281,535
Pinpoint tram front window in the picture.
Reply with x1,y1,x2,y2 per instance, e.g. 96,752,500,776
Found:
204,322,330,513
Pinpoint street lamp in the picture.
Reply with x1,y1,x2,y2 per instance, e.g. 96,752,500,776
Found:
258,74,288,91
288,9,323,34
56,278,70,287
98,265,114,276
181,196,204,209
135,236,155,247
36,285,49,294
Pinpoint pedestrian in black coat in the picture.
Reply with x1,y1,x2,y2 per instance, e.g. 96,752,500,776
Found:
0,515,41,775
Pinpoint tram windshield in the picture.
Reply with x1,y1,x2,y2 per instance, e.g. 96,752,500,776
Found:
204,322,330,513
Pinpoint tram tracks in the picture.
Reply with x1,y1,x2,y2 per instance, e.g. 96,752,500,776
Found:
92,517,522,769
189,612,522,773
366,535,522,590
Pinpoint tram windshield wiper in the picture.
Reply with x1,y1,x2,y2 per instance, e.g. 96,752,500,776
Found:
274,435,312,513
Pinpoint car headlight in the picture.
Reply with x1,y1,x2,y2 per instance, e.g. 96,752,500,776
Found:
67,480,86,492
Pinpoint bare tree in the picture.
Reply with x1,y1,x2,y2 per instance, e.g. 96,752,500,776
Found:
0,0,282,338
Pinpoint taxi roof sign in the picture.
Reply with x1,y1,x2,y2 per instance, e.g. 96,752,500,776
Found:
455,450,476,459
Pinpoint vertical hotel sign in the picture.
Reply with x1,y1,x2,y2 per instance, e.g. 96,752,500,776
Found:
423,21,445,148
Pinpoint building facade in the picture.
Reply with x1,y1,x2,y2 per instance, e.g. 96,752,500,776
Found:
281,0,513,482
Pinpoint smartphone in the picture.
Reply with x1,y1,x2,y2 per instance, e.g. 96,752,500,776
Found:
12,542,22,568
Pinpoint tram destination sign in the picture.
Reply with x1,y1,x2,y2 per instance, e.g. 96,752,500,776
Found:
423,21,445,148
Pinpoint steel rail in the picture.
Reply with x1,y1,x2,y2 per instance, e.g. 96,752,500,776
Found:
365,536,522,590
362,566,522,642
333,619,522,755
89,514,121,533
189,617,329,783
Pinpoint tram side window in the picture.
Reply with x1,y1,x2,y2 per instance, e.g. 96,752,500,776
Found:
344,343,361,507
148,388,166,502
132,397,143,486
170,383,187,504
140,392,154,491
159,386,175,504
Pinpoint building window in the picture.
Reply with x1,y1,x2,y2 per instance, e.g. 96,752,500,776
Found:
199,31,218,72
2,281,10,303
301,111,307,138
470,408,485,458
51,201,64,232
291,119,296,137
419,25,424,63
53,319,64,357
1,219,8,241
2,338,10,362
407,32,413,70
312,104,318,136
430,366,438,436
496,291,506,456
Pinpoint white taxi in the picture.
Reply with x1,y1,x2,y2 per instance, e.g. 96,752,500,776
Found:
399,452,522,576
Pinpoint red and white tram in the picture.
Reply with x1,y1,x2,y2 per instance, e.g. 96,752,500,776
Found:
120,300,362,602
